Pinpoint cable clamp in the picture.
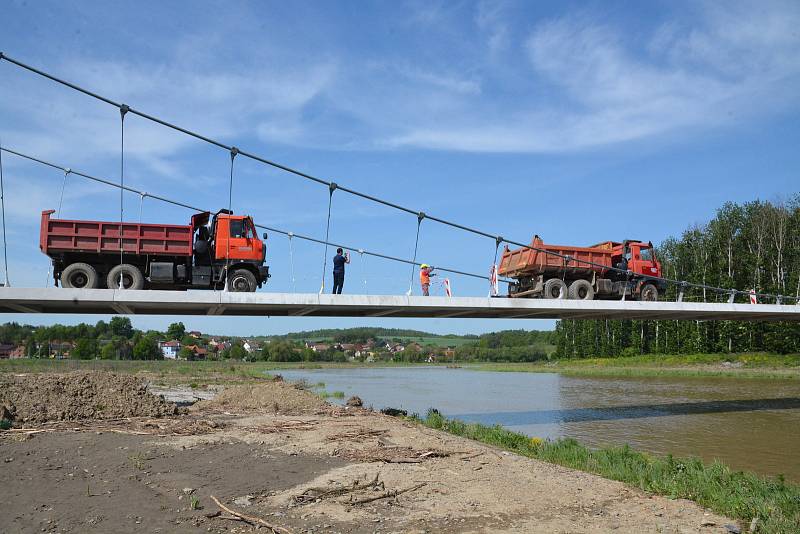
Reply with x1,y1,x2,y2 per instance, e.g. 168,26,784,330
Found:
418,211,426,222
358,249,364,254
329,182,338,193
230,146,239,160
64,168,71,175
119,104,130,118
287,231,294,238
495,236,503,247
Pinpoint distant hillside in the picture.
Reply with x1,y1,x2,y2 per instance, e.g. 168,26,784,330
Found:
275,327,476,343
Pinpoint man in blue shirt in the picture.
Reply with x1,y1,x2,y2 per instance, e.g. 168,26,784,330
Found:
332,248,350,294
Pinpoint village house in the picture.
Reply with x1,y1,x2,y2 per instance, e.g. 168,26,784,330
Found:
158,340,181,360
188,331,202,339
310,343,330,353
242,340,261,354
0,343,16,359
183,344,208,360
48,341,74,359
10,345,26,359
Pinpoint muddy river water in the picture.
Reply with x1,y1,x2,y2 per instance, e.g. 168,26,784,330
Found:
279,367,800,482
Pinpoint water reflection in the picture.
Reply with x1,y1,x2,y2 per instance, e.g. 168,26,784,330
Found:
278,367,800,481
454,397,800,425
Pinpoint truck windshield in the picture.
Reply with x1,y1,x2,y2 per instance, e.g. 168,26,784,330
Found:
640,248,654,261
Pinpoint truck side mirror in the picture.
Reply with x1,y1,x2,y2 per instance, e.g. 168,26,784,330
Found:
262,232,268,240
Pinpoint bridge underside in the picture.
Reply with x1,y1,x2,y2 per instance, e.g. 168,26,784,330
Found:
0,288,798,321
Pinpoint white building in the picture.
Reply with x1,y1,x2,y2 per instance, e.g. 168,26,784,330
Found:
159,340,181,359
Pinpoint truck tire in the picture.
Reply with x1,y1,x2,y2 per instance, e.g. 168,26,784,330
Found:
107,264,144,290
543,278,567,299
568,279,595,300
639,283,658,302
228,268,257,292
60,263,99,289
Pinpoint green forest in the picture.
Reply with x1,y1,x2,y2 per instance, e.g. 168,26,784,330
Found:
554,196,800,357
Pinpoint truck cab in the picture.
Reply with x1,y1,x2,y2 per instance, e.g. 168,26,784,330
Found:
192,210,269,291
610,241,666,299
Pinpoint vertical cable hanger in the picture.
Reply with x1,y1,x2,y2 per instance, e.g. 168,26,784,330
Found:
224,147,238,291
319,182,336,294
406,212,425,296
138,192,147,223
45,167,72,287
118,104,129,289
359,248,367,295
490,236,503,296
287,232,296,293
0,139,9,287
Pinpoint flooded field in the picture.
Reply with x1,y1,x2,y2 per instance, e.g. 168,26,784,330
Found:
280,367,800,482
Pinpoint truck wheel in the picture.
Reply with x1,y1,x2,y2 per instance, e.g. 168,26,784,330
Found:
228,269,257,292
639,283,658,302
543,278,567,299
60,263,99,289
107,264,144,290
568,279,595,300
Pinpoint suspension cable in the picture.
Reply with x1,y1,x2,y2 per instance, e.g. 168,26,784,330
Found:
407,212,424,295
224,147,238,291
287,232,296,293
117,104,128,289
3,52,797,303
57,168,70,217
0,146,500,285
359,249,367,294
320,183,336,294
0,139,9,287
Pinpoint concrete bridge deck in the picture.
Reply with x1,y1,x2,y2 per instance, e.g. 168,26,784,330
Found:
0,288,798,321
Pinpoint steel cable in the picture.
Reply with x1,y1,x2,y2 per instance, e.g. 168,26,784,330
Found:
0,146,499,286
0,52,797,303
0,140,9,287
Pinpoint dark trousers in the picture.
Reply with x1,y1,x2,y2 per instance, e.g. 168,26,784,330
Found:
333,272,344,294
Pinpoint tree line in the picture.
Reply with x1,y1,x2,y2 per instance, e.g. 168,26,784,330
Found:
554,195,800,357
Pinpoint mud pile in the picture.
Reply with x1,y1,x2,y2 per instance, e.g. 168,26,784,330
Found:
194,380,328,415
0,371,177,425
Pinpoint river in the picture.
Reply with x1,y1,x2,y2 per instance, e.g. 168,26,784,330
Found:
278,367,800,482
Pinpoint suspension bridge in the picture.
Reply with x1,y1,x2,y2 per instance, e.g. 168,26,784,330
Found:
0,52,798,323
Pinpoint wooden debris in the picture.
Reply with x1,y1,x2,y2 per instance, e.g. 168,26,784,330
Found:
210,495,293,534
349,482,427,506
327,428,388,441
460,451,485,461
293,473,382,505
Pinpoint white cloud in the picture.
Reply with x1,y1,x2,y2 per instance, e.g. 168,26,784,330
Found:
389,1,800,152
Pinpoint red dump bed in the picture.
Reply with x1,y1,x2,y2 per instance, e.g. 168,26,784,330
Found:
498,236,614,278
39,210,193,257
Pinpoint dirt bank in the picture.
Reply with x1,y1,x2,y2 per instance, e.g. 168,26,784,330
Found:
1,373,735,533
0,372,177,425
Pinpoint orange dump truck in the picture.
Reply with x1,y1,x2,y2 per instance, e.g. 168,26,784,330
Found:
40,209,269,291
498,236,665,300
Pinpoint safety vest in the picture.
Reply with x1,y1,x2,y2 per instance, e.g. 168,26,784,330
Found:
420,268,431,285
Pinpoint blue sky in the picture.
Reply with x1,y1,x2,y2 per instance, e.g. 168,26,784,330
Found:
1,0,798,336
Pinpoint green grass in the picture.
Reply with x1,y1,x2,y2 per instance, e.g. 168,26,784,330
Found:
471,353,800,379
412,410,800,534
3,353,797,382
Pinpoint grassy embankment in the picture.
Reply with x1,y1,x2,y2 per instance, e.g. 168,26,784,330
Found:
472,353,800,379
413,409,799,534
2,352,798,380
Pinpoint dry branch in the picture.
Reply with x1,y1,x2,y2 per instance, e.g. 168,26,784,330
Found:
294,473,381,505
349,482,427,506
210,495,292,534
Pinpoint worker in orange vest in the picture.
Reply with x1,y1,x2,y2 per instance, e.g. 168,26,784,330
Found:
419,264,436,296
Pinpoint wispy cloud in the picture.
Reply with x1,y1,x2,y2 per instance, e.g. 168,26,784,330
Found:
389,1,800,152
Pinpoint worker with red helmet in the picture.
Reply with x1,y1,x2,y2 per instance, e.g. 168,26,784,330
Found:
419,264,436,296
